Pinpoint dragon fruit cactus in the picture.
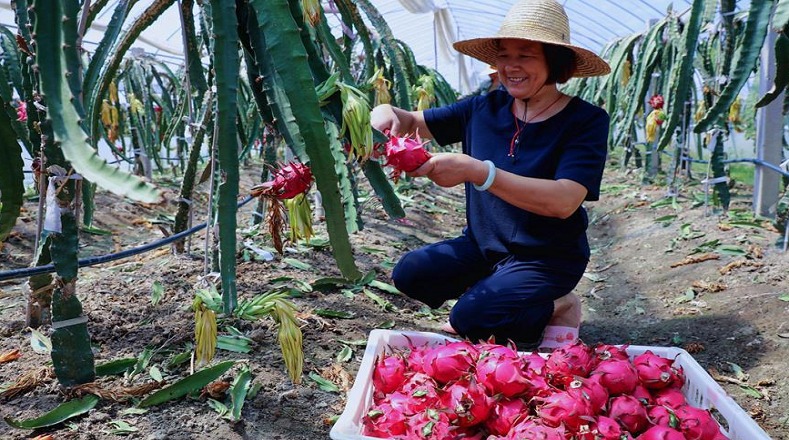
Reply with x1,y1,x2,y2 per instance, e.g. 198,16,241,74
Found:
422,341,478,385
383,131,431,182
251,161,313,200
633,351,683,390
608,395,649,435
474,352,532,397
591,358,640,396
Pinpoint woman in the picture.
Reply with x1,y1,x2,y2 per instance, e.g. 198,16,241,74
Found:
371,0,610,349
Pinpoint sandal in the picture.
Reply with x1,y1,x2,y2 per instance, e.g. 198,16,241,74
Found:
538,325,579,351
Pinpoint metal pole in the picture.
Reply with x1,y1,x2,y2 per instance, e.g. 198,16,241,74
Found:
754,29,783,217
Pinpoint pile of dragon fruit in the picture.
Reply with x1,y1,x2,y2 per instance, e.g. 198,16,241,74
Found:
362,339,728,440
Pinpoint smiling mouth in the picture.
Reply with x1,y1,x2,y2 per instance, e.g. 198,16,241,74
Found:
508,77,526,83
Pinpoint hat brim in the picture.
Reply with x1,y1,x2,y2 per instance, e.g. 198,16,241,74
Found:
453,37,611,78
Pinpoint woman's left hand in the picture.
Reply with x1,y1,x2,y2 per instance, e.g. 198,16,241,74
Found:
408,153,488,188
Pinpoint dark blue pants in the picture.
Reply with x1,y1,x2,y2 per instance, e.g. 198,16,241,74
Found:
391,235,588,343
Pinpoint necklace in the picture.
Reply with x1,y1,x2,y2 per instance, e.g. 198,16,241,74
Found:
509,94,565,158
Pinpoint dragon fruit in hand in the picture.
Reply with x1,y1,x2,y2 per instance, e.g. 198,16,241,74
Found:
383,131,431,182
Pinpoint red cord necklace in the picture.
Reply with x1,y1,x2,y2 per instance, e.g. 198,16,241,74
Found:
509,94,564,158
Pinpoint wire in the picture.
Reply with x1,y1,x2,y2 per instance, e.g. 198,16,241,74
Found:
0,196,255,282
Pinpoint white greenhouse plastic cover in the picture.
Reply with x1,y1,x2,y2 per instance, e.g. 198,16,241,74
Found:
0,0,748,94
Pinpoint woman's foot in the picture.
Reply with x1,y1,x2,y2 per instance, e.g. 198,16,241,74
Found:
548,292,582,327
440,321,457,334
539,293,582,351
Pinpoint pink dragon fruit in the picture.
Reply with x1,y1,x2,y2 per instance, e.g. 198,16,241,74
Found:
422,341,478,385
537,390,595,432
404,408,454,440
399,372,438,395
507,418,568,440
637,425,686,440
475,353,531,398
384,131,431,182
633,351,682,390
386,388,439,416
362,402,408,438
648,404,677,428
608,395,650,435
594,343,631,363
652,388,687,409
591,358,639,396
372,353,408,395
567,376,609,414
251,161,313,200
544,341,596,387
484,398,530,436
595,415,632,439
521,352,547,375
476,339,520,359
632,384,654,405
16,102,27,122
438,378,493,428
674,405,724,440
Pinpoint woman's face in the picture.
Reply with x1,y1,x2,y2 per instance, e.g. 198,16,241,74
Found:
495,39,549,100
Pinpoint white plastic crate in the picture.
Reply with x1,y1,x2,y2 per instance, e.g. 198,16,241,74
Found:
330,329,772,440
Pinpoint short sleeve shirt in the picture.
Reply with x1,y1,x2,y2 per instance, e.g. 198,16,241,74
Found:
423,90,609,260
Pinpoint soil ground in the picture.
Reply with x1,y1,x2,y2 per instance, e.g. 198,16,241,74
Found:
0,161,787,440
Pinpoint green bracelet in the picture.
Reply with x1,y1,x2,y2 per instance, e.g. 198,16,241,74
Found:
473,160,496,191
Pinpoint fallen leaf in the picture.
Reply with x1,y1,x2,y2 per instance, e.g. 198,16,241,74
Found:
670,253,719,268
0,349,21,363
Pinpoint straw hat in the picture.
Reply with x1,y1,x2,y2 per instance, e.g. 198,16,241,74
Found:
453,0,610,78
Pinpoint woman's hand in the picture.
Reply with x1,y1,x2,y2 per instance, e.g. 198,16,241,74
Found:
370,104,400,135
409,153,489,188
370,104,432,138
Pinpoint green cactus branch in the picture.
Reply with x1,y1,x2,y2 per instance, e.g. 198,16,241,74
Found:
89,0,176,149
694,0,775,133
210,0,241,314
35,0,163,204
250,0,361,280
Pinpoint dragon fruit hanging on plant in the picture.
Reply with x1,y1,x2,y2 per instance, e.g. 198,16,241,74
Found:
251,161,314,253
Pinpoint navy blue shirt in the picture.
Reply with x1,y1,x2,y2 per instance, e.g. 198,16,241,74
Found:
423,90,609,260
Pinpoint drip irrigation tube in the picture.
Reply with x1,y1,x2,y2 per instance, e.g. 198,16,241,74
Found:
0,195,254,283
662,150,789,178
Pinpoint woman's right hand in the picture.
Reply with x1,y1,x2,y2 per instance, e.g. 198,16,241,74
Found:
370,104,400,136
370,104,432,139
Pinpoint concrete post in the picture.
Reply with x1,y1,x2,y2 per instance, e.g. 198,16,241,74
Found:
754,30,784,218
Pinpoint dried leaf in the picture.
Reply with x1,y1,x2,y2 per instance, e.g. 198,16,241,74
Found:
0,349,21,363
670,253,719,268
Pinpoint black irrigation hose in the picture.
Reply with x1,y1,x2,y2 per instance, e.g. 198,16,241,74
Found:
0,195,255,282
659,150,789,178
